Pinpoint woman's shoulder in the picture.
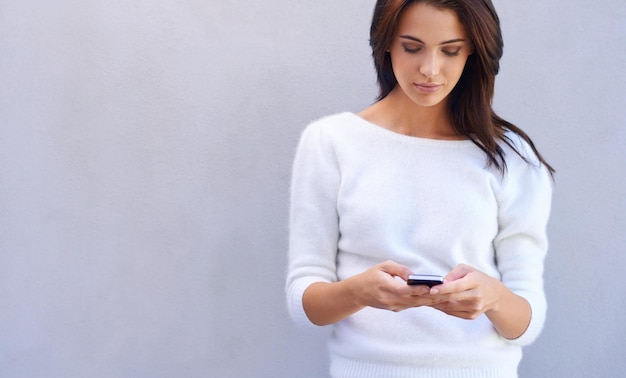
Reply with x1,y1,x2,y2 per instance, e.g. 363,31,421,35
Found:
496,130,552,194
500,130,542,168
304,112,359,130
299,112,366,142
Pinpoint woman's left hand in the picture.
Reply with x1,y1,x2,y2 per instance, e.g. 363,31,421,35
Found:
426,264,506,320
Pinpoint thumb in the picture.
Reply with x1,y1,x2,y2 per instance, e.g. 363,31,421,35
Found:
378,260,413,280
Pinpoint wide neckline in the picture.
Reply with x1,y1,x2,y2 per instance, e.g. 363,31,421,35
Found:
344,112,476,147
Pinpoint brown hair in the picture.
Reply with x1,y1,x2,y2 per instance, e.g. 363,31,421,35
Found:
370,0,554,175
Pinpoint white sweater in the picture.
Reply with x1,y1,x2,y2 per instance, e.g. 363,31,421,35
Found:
286,113,552,378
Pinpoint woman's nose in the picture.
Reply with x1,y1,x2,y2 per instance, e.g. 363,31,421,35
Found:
419,52,439,78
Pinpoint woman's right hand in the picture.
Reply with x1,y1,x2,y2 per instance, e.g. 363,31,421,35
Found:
302,260,440,325
351,260,442,312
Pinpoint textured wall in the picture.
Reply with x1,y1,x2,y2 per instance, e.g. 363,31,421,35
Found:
494,2,626,377
0,1,624,377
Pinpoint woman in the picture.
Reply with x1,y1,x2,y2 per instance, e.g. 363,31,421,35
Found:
286,0,554,376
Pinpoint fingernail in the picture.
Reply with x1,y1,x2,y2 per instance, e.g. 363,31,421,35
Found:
430,288,439,295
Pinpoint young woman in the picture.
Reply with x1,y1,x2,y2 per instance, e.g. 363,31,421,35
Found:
286,0,554,376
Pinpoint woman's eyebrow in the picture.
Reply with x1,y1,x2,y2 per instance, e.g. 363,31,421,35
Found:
399,35,466,45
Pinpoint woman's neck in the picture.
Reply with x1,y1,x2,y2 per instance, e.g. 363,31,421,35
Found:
359,88,465,140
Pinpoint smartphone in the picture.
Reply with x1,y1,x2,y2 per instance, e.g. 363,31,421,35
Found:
407,274,444,287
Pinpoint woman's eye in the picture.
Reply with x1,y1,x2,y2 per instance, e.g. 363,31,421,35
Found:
443,48,462,57
402,44,421,54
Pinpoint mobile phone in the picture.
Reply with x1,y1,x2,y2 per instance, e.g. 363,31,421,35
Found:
407,274,444,287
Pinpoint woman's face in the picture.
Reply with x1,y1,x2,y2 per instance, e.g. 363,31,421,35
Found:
389,2,473,108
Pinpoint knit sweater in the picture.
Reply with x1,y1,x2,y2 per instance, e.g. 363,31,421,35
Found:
286,112,552,378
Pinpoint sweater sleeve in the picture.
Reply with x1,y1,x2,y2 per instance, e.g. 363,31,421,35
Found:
494,135,553,346
286,120,341,327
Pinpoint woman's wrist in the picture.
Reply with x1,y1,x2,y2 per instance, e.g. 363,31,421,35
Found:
485,285,532,340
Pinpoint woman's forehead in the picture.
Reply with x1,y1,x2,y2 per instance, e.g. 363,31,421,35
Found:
396,2,467,42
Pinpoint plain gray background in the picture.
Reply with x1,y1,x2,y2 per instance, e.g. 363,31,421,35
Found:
1,1,624,377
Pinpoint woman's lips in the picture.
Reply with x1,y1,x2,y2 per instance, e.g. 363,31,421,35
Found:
414,83,443,93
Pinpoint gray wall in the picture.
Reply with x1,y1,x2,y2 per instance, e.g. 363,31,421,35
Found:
0,1,624,377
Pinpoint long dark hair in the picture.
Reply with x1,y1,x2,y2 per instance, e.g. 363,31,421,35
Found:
370,0,554,175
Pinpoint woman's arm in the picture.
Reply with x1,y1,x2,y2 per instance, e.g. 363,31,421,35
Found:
429,136,553,341
286,122,437,326
427,264,532,340
485,285,532,340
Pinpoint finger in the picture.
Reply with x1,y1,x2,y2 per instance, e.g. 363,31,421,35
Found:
404,295,446,309
444,263,474,282
407,285,432,296
432,306,474,320
429,278,472,296
430,265,476,295
431,300,471,314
